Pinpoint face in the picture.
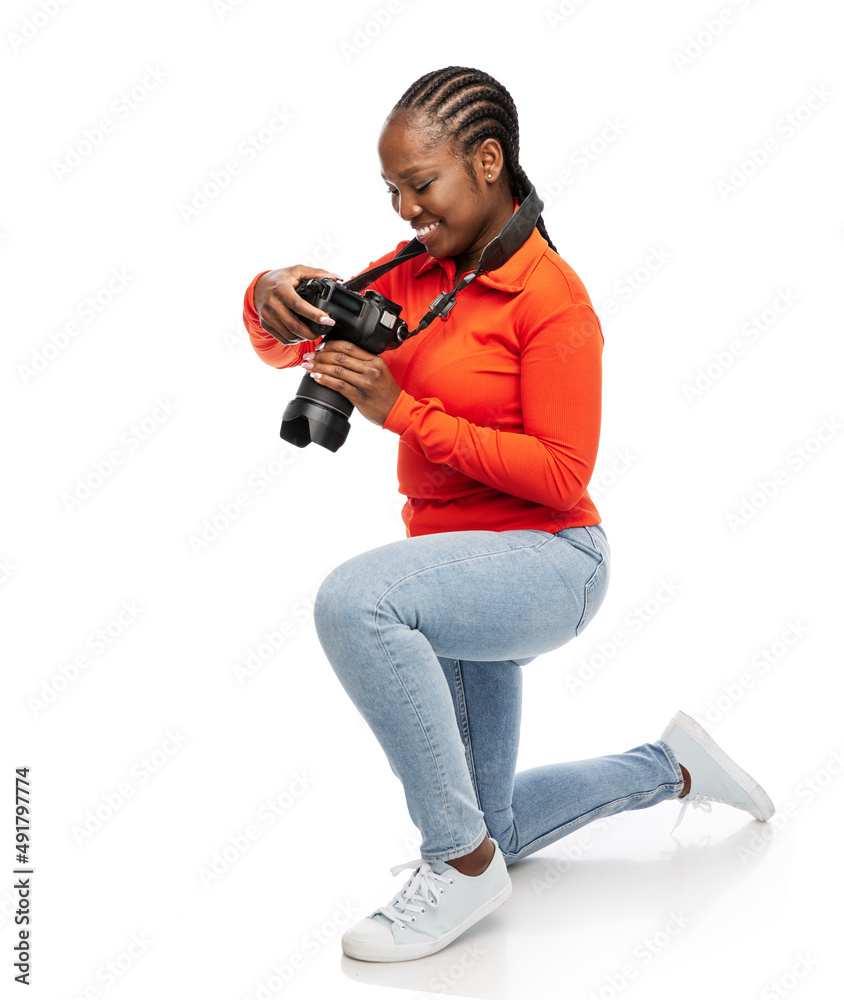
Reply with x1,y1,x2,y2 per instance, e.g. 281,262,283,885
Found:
377,113,513,267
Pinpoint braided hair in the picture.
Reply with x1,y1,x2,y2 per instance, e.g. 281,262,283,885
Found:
387,66,557,253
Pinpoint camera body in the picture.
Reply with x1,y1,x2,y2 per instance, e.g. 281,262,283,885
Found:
279,279,411,453
295,278,410,354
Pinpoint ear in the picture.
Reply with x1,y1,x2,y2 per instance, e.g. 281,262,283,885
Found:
477,138,505,182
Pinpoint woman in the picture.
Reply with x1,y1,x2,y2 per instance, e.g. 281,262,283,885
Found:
242,66,774,963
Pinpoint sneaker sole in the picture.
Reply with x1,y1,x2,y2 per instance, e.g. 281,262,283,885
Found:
667,710,775,820
341,879,513,962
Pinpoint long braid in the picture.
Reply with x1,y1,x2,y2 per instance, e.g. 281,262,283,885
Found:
390,67,557,253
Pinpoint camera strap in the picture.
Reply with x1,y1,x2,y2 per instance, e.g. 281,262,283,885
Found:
342,185,545,337
342,240,428,293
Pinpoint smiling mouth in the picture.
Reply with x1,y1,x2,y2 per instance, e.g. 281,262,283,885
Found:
414,220,440,236
414,220,441,243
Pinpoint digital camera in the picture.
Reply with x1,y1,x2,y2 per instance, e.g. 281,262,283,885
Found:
274,184,545,453
279,278,411,452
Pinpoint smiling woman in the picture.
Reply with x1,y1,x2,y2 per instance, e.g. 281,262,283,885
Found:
241,65,774,966
378,71,556,284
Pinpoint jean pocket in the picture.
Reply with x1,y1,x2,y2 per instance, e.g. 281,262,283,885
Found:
575,559,608,636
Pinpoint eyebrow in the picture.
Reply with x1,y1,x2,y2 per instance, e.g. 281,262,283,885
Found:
380,165,435,181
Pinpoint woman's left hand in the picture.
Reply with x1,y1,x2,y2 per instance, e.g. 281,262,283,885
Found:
300,340,402,427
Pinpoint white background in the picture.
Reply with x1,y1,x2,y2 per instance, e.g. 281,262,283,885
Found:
2,0,842,998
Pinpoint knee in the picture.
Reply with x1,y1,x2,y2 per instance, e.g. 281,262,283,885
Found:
313,563,354,637
485,814,517,855
313,556,382,640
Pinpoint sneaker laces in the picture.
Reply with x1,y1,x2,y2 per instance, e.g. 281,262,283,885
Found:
375,857,455,930
671,787,754,834
670,792,714,834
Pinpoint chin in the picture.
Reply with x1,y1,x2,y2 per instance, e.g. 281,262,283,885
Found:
428,236,460,260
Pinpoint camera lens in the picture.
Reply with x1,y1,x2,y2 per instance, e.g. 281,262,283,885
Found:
280,372,355,452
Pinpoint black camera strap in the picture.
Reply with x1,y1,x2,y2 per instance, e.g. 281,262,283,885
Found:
342,239,428,292
342,185,545,337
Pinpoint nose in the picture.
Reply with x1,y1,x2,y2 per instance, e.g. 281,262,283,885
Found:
396,193,422,222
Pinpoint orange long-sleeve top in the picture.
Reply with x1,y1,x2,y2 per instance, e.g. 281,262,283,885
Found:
242,225,603,538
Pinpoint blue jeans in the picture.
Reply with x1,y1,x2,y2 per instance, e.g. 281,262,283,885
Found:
313,523,685,865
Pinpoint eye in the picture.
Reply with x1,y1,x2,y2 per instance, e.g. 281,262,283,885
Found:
384,180,432,196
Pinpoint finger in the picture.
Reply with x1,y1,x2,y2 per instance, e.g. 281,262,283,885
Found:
307,369,357,397
310,351,370,379
264,275,338,331
315,340,377,361
293,266,344,283
263,299,323,344
287,283,338,329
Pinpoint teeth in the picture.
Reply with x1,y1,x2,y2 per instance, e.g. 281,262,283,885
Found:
416,220,440,236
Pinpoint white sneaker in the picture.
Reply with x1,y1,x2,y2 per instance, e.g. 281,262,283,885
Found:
659,710,775,833
341,839,512,962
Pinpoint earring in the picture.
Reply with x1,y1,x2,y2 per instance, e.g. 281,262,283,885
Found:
487,173,492,179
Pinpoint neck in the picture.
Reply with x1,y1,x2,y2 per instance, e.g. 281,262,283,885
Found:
454,194,517,277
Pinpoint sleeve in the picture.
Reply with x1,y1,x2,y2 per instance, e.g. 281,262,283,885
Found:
381,303,603,512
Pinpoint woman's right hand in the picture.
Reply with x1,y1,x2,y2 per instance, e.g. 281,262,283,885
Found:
253,266,341,345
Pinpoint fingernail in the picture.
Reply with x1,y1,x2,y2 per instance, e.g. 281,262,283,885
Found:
319,316,336,326
302,352,315,359
310,372,323,379
301,361,313,369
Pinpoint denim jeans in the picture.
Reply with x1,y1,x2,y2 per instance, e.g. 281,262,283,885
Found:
313,523,685,865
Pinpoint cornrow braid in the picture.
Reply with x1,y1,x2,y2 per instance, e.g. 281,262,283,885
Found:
390,66,557,253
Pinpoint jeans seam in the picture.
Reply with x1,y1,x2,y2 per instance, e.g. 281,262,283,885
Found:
451,660,481,804
370,541,545,854
583,524,600,549
655,738,685,786
575,552,605,635
366,537,549,858
372,537,555,608
503,785,679,862
372,600,461,851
